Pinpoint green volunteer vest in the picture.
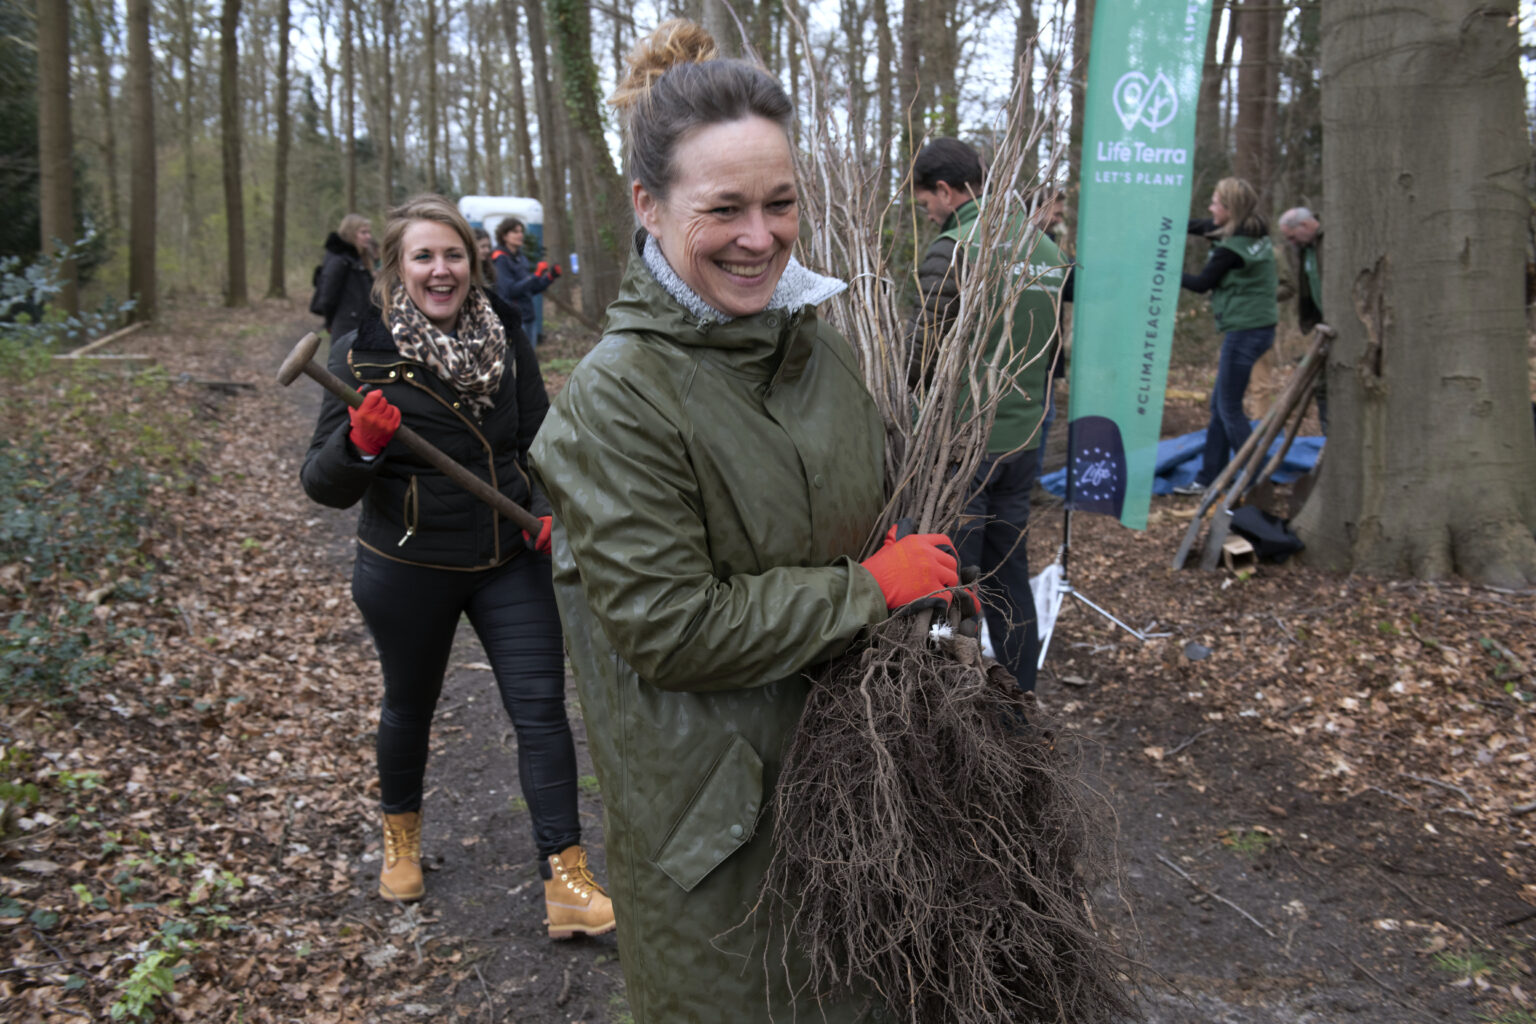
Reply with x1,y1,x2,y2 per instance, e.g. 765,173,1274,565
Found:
1210,234,1278,332
1302,243,1322,318
942,200,1067,453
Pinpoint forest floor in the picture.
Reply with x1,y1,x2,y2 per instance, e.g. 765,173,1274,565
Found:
0,298,1532,1024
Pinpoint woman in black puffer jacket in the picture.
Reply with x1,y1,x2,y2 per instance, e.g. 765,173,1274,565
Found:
310,213,376,336
300,194,614,941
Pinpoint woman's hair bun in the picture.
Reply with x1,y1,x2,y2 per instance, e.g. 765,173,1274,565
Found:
609,19,718,110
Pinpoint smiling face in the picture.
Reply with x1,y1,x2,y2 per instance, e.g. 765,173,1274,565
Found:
633,116,798,319
399,219,471,334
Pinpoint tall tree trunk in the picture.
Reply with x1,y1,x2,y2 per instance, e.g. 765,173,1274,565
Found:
36,0,78,315
1066,0,1094,210
128,0,156,320
173,0,198,276
896,0,921,165
1259,0,1282,207
524,0,569,263
701,0,734,55
546,0,629,311
1193,0,1230,210
1013,0,1038,181
379,0,395,208
1294,1,1536,586
497,0,538,196
425,0,440,193
266,0,292,298
873,0,894,190
220,0,248,307
343,0,357,212
80,0,119,232
1231,0,1267,194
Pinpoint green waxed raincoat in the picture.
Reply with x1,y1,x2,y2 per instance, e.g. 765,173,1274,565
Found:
530,240,891,1023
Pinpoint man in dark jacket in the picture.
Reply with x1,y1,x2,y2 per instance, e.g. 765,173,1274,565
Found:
1280,206,1326,432
909,138,1070,694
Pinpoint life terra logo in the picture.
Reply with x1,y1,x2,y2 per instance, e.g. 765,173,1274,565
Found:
1112,71,1179,132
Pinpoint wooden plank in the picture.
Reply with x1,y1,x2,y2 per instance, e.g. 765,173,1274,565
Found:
61,320,147,358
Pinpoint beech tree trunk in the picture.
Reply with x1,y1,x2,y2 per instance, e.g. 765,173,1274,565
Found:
80,0,119,232
266,0,291,298
1193,0,1230,208
36,0,78,315
379,0,395,208
524,0,568,264
547,0,629,311
1232,0,1273,202
425,0,440,193
497,0,537,197
220,0,247,307
1293,1,1536,586
128,0,157,320
343,0,357,212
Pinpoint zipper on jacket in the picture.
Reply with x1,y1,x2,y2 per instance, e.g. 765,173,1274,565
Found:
398,475,419,547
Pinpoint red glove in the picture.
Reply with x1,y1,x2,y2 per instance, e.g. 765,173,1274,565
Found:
348,388,400,456
523,515,553,555
549,264,563,279
860,522,960,612
535,261,549,276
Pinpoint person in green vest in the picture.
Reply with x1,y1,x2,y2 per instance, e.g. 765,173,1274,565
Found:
1172,176,1279,495
1280,205,1327,432
909,138,1070,693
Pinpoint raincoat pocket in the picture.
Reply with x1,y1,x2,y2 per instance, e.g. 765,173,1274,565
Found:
651,732,764,893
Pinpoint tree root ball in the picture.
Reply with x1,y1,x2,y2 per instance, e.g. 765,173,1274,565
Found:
756,619,1135,1023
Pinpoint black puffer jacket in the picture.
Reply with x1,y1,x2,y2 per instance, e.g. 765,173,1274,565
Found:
300,293,550,569
310,233,374,336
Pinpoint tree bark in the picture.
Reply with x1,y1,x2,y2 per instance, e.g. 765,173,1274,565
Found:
424,0,440,193
220,0,247,307
1231,0,1268,196
36,0,78,315
497,0,538,196
1294,0,1536,586
379,0,395,208
126,0,156,320
266,0,292,298
343,0,357,212
1193,0,1230,209
524,0,569,262
546,0,629,311
1066,0,1095,209
80,0,119,232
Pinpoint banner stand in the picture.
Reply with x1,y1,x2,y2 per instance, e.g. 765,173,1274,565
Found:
1034,503,1169,673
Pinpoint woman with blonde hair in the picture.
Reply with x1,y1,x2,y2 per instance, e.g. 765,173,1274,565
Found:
299,194,614,941
310,213,376,337
530,20,964,1023
1174,175,1279,494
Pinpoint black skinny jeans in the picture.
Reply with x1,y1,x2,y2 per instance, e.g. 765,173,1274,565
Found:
352,546,579,859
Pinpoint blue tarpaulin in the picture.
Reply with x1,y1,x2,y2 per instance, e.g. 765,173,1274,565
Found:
1040,425,1325,498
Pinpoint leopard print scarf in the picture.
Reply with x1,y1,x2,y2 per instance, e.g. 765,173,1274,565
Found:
387,282,507,418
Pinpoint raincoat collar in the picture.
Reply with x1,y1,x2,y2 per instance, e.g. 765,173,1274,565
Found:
604,230,845,382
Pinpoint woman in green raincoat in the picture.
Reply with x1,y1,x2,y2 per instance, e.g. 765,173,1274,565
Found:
530,19,965,1024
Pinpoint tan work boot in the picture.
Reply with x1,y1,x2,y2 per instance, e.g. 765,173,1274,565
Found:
378,811,425,902
543,845,616,940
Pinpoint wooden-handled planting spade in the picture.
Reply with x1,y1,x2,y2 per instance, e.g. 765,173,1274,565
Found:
277,332,543,536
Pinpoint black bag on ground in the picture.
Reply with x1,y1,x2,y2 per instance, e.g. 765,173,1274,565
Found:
1230,505,1304,563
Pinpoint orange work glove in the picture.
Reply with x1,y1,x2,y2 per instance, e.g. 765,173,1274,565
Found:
860,521,960,612
523,515,553,555
549,264,563,279
535,261,549,276
348,388,400,456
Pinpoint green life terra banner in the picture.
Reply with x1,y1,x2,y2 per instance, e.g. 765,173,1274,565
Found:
1066,0,1212,530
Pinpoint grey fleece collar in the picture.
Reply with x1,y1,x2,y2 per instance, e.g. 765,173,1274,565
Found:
641,234,846,323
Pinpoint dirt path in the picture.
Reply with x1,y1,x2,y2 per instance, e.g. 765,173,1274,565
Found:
140,307,1535,1022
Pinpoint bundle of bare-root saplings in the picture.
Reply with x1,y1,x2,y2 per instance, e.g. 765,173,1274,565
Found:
752,48,1135,1024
